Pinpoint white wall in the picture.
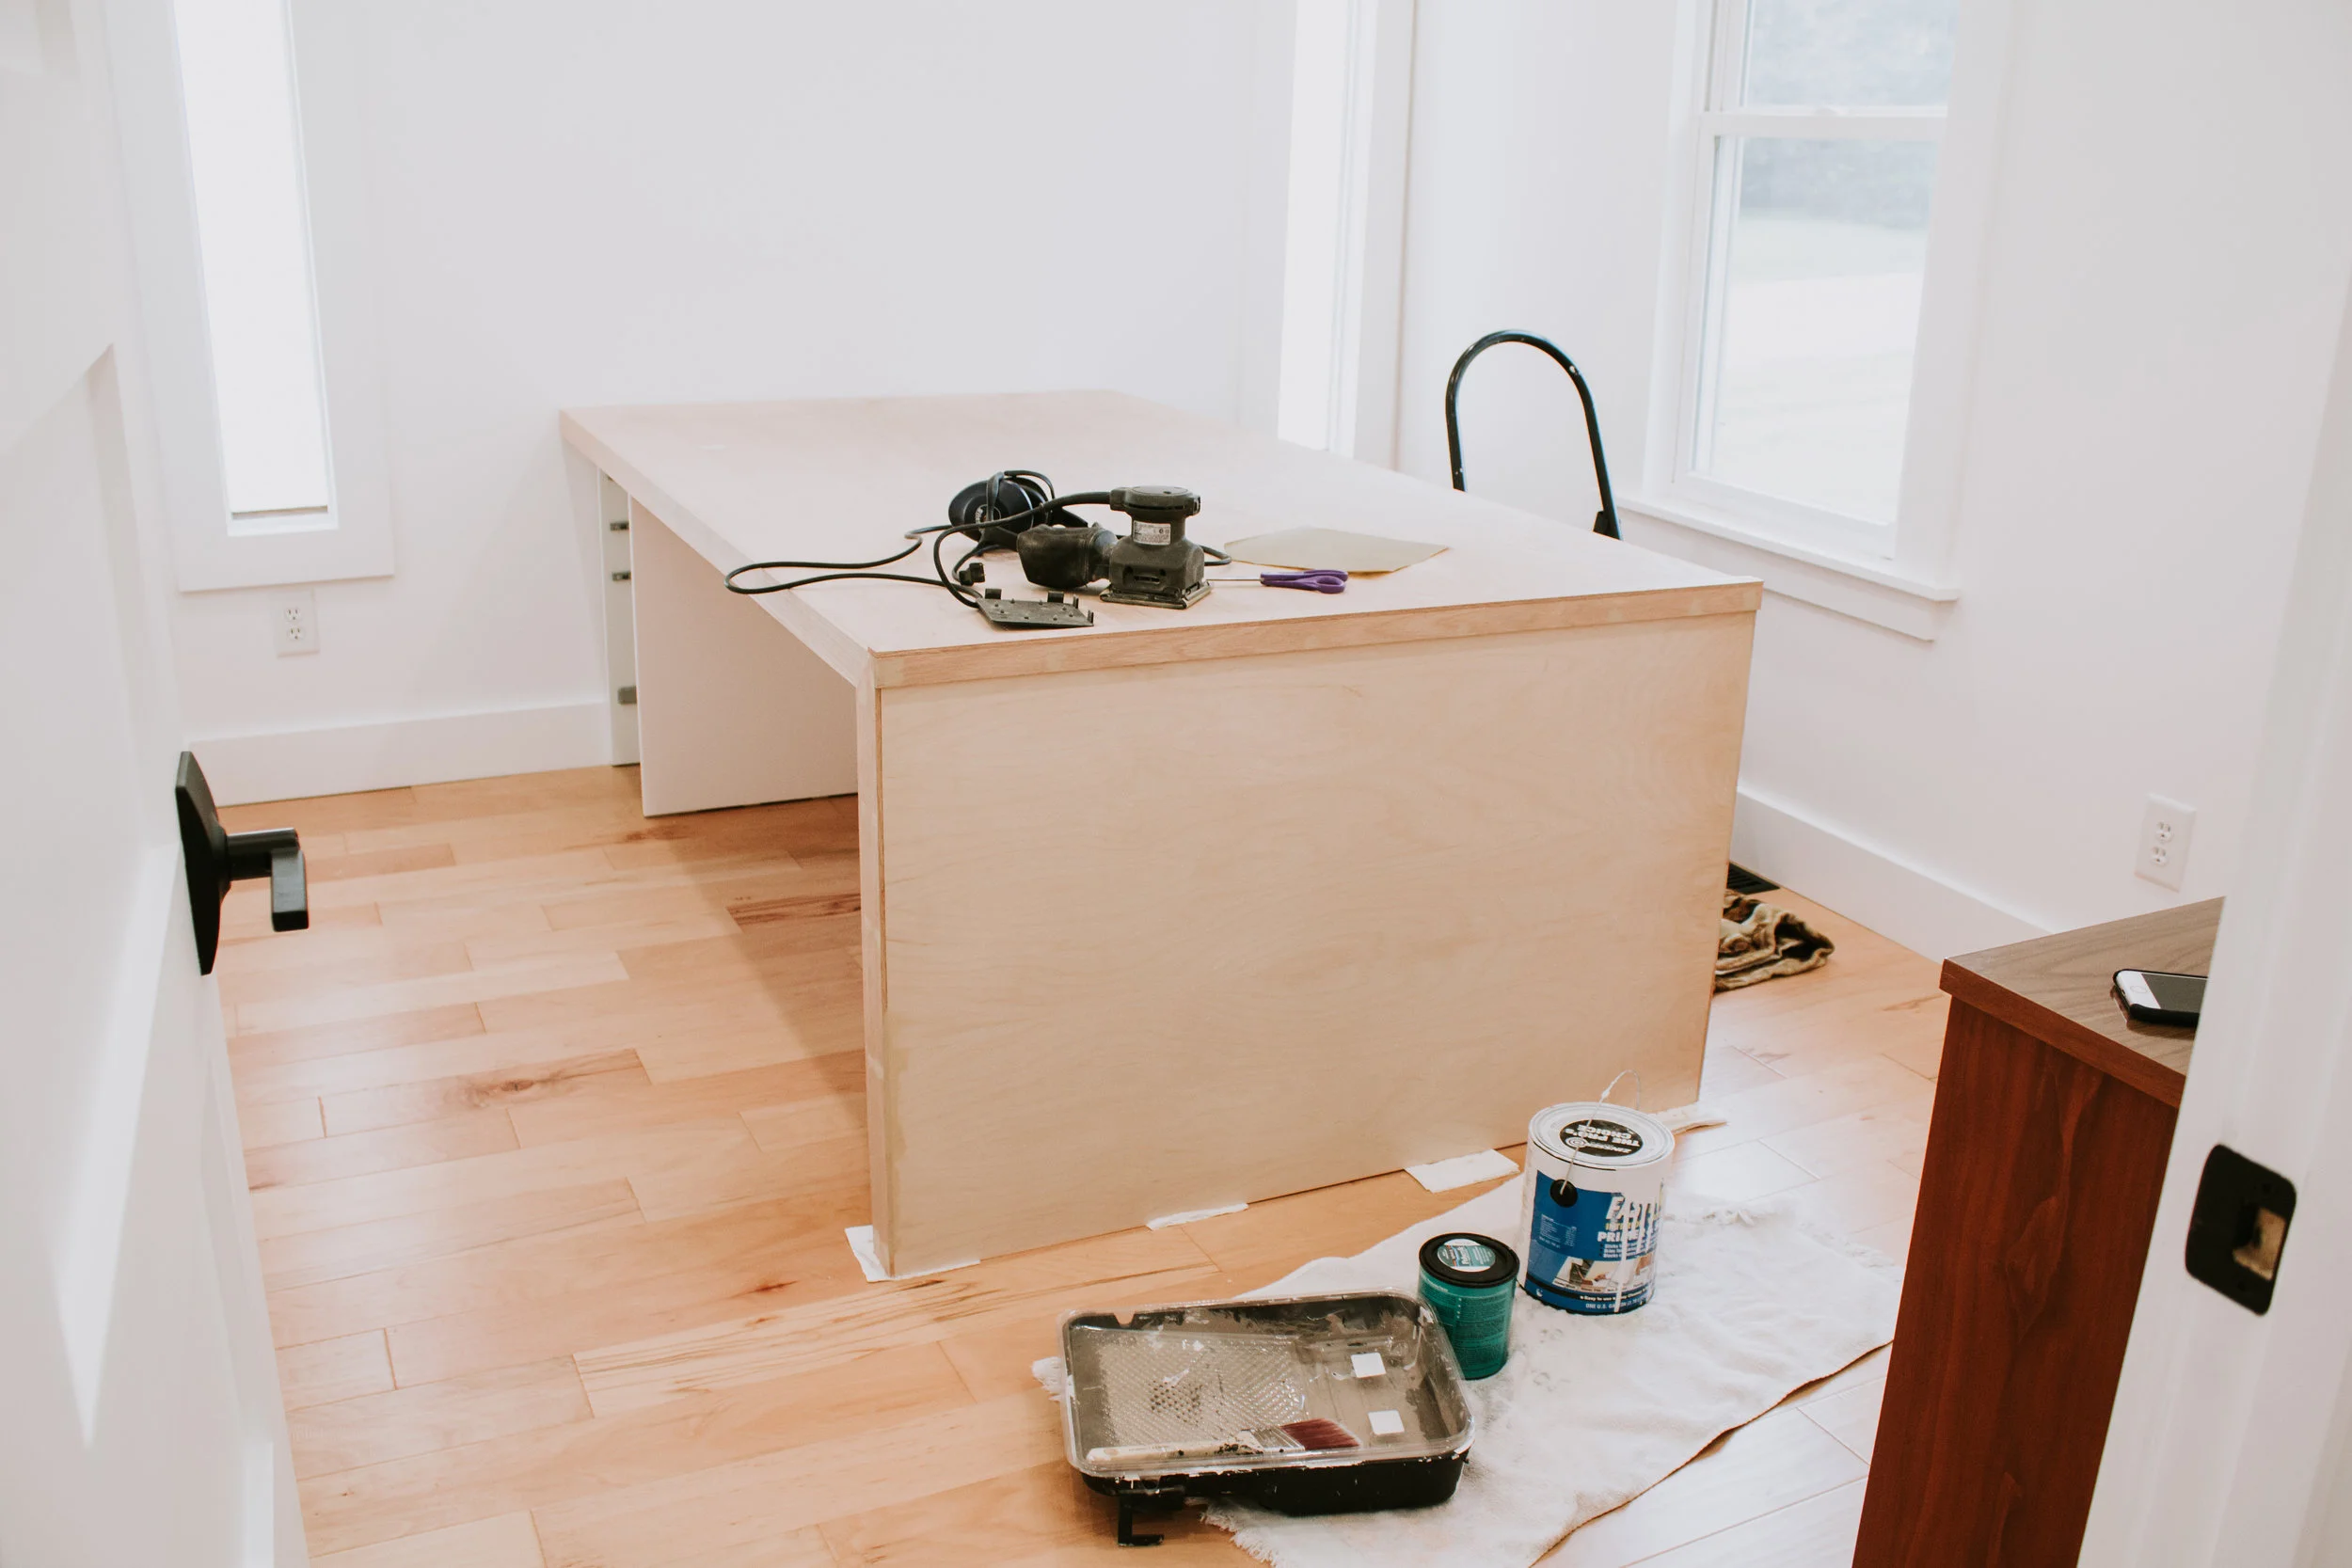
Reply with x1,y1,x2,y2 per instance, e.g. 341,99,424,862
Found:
167,0,1292,802
1394,0,2352,955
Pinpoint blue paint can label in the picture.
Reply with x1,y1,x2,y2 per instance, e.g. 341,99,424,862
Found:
1518,1103,1672,1314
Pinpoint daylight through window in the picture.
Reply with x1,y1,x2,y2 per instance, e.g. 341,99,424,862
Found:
1687,0,1957,531
172,0,335,528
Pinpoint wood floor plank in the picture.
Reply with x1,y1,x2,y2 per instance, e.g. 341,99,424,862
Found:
1776,1159,1920,1242
308,843,461,884
1760,1098,1935,1180
507,1059,854,1148
262,1180,644,1293
273,1196,851,1347
290,1359,591,1479
740,1087,866,1154
382,1198,872,1386
818,1461,1252,1565
238,1029,651,1109
1609,1478,1867,1566
230,1002,487,1070
531,1393,1059,1568
369,851,810,931
1666,1054,1935,1162
236,953,632,1037
728,890,860,927
626,1129,870,1224
465,912,741,969
1668,1141,1816,1204
1170,1169,1512,1285
216,920,460,977
614,915,861,986
224,894,382,943
323,1052,650,1136
933,1267,1248,1406
249,1120,766,1242
339,800,649,857
635,998,864,1082
312,1510,545,1568
1544,1407,1867,1567
474,951,857,1036
1801,1373,1885,1463
199,768,1943,1568
411,766,645,818
279,1330,395,1408
240,1096,326,1150
306,847,645,917
572,1227,1218,1417
540,862,851,932
637,1530,839,1568
1695,1041,1782,1098
219,784,418,839
300,1343,971,1555
248,1109,519,1192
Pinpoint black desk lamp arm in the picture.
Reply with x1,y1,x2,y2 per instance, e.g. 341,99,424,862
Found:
1443,330,1621,540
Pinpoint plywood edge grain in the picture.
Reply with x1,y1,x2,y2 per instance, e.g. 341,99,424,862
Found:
1936,971,2186,1108
869,581,1762,689
563,414,874,688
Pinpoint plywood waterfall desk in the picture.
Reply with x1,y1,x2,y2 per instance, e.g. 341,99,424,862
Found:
561,391,1759,1275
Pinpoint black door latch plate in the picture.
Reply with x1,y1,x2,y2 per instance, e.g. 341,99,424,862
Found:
175,751,308,974
2185,1143,2295,1314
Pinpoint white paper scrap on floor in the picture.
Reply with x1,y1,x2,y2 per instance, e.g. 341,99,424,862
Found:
1122,1180,1895,1568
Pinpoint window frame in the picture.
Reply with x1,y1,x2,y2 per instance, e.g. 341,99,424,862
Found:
1668,0,1951,560
1630,0,2014,626
112,0,394,592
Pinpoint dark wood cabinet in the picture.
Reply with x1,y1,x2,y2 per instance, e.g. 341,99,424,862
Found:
1853,900,2218,1566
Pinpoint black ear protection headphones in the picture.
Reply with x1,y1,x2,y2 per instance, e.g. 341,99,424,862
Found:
723,468,1228,624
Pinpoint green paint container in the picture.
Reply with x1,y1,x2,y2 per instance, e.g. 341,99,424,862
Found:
1417,1231,1518,1380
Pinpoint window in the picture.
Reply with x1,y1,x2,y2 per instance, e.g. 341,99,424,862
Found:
1675,0,1958,546
172,0,334,531
1275,0,1412,462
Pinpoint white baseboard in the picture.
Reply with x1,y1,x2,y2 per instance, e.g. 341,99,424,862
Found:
190,701,612,806
1732,784,2047,960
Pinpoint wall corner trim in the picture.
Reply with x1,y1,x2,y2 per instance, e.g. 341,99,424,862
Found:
1733,784,2047,960
187,700,612,806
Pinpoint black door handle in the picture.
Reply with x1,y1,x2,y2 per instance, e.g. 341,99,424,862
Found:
174,752,308,974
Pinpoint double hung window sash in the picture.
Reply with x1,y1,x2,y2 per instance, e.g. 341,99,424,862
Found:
1683,0,1957,542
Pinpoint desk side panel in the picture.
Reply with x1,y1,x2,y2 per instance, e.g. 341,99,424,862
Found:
630,501,860,816
1854,1001,2176,1565
869,611,1753,1270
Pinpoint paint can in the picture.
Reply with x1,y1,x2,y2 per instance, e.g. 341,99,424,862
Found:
1416,1231,1518,1380
1518,1101,1673,1313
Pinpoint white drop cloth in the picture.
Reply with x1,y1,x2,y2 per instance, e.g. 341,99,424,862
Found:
1038,1180,1899,1568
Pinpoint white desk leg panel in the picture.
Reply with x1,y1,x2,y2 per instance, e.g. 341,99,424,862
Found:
866,610,1756,1274
628,499,858,816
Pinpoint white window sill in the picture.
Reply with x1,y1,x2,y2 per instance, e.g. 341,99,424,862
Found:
1619,494,1958,641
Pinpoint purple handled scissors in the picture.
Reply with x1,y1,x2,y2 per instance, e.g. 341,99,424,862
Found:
1260,568,1348,594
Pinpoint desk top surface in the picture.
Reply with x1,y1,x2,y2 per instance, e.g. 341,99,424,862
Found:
1943,898,2220,1107
562,390,1758,688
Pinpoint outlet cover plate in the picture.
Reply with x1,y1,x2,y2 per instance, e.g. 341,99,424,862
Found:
2137,794,2194,890
274,589,318,656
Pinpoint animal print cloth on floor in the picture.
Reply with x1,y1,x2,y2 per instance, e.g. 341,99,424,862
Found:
1715,890,1834,990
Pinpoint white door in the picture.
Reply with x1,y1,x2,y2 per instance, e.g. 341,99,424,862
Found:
2077,279,2352,1561
0,0,303,1563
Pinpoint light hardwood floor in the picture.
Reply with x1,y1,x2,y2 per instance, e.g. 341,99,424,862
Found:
215,766,1942,1567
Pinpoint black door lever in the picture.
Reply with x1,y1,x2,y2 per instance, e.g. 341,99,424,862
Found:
175,752,308,974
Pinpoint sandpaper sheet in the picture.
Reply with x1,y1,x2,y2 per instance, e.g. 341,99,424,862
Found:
1220,527,1447,574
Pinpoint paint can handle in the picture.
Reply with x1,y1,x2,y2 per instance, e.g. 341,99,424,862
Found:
1600,1070,1643,1109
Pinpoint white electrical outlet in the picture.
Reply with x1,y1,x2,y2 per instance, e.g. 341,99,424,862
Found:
274,590,318,656
2137,795,2194,891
